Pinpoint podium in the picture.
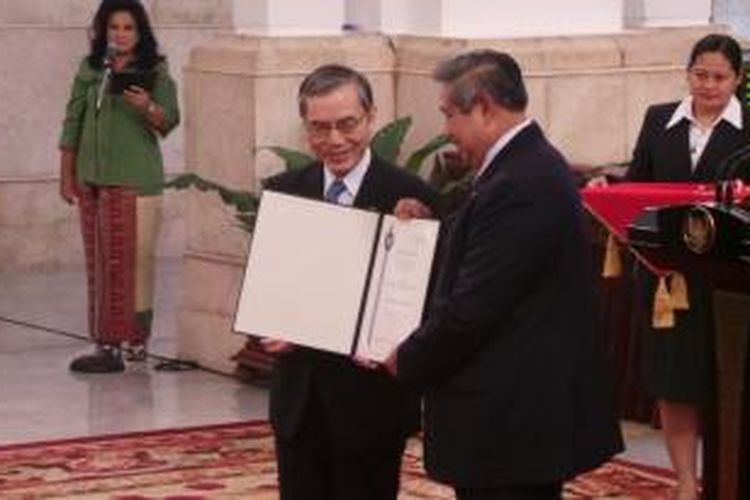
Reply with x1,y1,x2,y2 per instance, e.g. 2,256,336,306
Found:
583,182,750,499
625,185,750,500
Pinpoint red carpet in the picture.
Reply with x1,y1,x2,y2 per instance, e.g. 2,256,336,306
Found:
0,421,676,499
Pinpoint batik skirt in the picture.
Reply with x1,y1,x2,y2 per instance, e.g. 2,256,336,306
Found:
78,184,161,347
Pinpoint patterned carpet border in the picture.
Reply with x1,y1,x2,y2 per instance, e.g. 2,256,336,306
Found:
0,421,678,499
0,421,258,452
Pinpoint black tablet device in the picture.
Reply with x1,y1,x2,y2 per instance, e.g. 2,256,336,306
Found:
109,70,155,94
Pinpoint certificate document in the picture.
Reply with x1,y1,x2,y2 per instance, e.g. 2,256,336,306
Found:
354,217,439,361
233,190,439,362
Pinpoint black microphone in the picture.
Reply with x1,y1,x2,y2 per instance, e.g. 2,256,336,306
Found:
103,40,117,69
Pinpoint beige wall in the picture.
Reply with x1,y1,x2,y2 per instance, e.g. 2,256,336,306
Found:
394,29,712,169
177,26,718,372
0,0,232,272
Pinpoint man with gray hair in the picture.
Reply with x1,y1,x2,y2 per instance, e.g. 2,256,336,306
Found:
260,64,439,500
387,50,623,499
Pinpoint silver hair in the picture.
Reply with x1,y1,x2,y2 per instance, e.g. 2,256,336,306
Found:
434,49,528,112
298,64,374,117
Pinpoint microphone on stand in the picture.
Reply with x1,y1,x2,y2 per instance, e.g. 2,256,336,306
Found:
714,144,750,207
717,144,750,181
96,40,117,112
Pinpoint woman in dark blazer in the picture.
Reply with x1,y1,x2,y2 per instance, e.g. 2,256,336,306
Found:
627,34,750,500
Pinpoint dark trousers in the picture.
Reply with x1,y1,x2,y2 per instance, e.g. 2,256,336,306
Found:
455,482,563,500
274,394,406,500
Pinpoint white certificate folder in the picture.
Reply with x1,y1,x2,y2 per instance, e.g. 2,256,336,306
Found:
234,190,439,362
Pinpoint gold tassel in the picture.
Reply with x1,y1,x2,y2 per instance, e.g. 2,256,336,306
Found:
602,234,622,278
652,276,675,329
669,272,689,311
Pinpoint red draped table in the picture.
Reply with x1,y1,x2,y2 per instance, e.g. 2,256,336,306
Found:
582,182,750,500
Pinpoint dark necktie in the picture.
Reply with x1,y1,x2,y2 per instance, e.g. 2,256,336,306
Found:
325,179,347,204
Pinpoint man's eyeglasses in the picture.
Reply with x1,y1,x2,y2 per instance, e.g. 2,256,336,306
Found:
305,114,368,138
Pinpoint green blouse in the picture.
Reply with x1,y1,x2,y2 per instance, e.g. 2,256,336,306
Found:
59,58,180,195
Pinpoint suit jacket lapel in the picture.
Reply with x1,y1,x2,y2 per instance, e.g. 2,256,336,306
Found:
693,121,741,181
662,120,694,181
352,157,382,210
474,122,541,187
433,194,475,297
298,163,326,201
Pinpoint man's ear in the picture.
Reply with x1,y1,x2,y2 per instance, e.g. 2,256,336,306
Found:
474,92,496,121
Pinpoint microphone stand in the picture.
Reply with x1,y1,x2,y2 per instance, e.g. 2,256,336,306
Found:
95,48,114,112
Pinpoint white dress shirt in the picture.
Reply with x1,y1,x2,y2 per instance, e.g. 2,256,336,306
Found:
476,118,534,181
665,95,743,170
323,148,371,206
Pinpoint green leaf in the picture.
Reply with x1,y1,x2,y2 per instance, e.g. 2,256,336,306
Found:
370,117,412,162
405,134,450,175
163,172,200,189
163,173,259,217
440,173,472,195
265,147,315,171
439,173,473,214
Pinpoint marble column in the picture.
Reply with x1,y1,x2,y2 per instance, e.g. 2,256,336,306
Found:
233,0,345,35
713,0,750,42
346,0,624,37
624,0,712,28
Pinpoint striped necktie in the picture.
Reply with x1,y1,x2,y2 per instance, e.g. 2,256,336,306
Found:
325,179,347,204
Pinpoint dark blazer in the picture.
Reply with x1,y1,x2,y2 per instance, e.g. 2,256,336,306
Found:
397,123,623,486
627,101,750,182
265,154,439,451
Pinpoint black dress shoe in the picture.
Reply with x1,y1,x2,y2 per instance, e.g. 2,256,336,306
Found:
69,345,125,373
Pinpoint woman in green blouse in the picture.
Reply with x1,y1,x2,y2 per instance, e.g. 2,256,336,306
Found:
59,0,179,373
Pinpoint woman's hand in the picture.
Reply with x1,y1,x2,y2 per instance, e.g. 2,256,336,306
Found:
123,85,165,132
122,85,153,114
60,149,79,205
60,176,80,205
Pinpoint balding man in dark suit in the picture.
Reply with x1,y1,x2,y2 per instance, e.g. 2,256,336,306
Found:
387,50,623,500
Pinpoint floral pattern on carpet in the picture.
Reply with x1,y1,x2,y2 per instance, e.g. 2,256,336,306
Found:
0,421,676,499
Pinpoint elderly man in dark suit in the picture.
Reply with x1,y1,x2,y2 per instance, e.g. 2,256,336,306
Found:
260,64,439,500
386,50,623,500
